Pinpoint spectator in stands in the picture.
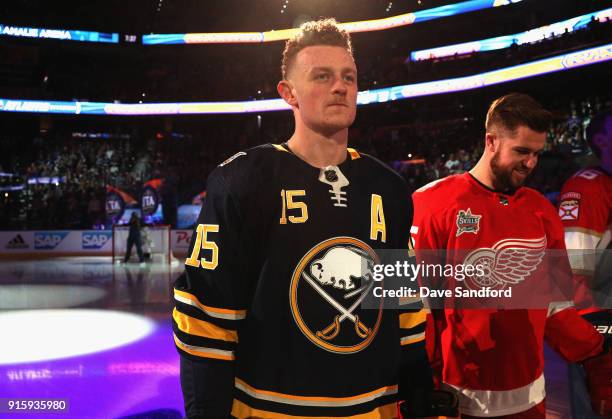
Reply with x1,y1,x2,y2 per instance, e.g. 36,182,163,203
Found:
459,149,473,171
444,152,461,173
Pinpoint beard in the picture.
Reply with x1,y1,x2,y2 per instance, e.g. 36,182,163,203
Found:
490,151,529,192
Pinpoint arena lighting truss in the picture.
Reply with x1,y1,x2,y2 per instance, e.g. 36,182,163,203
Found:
410,8,612,61
0,23,119,43
142,0,522,45
0,43,609,116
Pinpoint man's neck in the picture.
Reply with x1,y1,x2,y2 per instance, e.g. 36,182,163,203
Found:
469,158,496,190
287,124,348,168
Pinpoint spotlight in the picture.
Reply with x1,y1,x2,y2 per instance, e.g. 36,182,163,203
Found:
0,310,155,364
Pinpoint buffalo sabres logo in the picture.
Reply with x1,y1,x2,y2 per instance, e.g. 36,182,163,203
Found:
462,236,547,290
290,237,383,354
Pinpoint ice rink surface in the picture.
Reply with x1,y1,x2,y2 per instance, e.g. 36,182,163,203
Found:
0,256,572,418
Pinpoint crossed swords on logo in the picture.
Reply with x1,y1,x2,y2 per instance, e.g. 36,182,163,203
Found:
301,271,374,340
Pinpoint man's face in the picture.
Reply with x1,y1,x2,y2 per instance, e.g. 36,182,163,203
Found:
287,45,358,136
489,125,546,191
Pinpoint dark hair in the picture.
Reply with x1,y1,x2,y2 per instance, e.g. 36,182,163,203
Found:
586,109,611,158
485,93,552,134
281,18,353,79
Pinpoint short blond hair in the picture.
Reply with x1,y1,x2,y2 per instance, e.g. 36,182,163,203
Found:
281,18,353,79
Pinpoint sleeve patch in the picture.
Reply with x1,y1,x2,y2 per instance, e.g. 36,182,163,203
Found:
559,198,580,221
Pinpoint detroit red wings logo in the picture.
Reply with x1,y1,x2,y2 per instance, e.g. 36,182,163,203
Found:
462,236,547,290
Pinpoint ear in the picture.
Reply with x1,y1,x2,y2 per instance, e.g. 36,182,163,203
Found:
277,80,298,108
485,132,498,152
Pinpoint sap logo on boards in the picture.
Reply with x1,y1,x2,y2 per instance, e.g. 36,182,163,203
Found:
34,232,69,250
82,231,112,249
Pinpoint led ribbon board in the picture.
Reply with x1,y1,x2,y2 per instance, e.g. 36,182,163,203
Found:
142,0,522,45
410,8,612,61
1,43,609,115
0,24,119,43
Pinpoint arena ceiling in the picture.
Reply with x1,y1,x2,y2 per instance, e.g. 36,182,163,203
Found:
3,0,428,34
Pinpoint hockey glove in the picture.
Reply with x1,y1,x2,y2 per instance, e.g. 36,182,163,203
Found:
582,341,612,416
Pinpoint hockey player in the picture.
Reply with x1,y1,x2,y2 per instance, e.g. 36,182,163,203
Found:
173,19,441,418
559,108,612,417
411,93,610,418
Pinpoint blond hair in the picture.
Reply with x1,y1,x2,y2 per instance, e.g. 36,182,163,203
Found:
281,18,353,79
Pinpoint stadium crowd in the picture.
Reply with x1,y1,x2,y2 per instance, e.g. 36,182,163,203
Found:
0,93,608,230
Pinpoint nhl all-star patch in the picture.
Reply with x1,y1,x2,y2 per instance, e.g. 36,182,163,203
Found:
559,197,580,220
456,208,482,237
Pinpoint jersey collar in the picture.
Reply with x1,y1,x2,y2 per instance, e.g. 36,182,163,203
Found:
467,172,518,196
280,142,355,171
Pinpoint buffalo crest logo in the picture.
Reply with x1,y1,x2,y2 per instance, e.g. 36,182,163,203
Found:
290,237,383,354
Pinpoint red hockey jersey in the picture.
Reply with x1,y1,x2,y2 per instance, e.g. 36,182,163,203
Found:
411,172,603,417
559,168,612,315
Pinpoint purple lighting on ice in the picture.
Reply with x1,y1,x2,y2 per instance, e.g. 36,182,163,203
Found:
0,319,183,418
